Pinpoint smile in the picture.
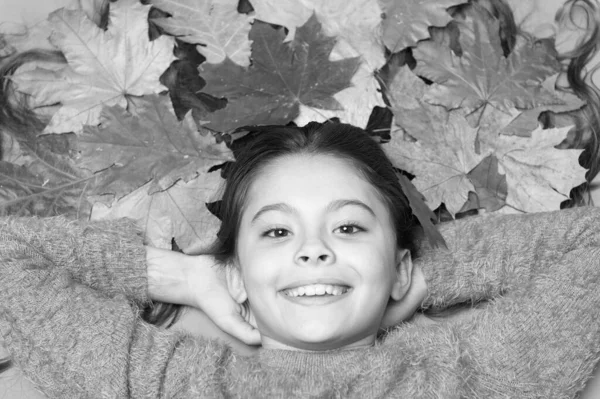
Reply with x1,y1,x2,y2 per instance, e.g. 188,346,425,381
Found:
282,283,351,297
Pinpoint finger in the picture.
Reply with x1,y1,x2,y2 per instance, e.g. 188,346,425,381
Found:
216,314,262,346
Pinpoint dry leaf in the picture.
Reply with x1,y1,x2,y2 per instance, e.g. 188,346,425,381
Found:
11,0,175,134
384,111,485,215
78,95,233,199
463,154,507,212
414,5,561,118
200,16,360,132
505,0,565,38
379,0,468,52
489,126,587,212
498,74,585,138
150,0,253,66
91,173,223,253
250,0,386,128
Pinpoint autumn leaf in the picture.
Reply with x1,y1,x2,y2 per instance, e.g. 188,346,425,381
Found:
199,15,360,132
77,95,233,200
380,0,468,53
91,172,223,253
0,133,94,218
383,64,435,137
150,0,253,66
487,126,587,212
159,41,227,121
384,111,485,215
11,0,175,134
413,5,561,119
498,74,585,137
462,154,508,212
505,0,566,38
250,0,386,127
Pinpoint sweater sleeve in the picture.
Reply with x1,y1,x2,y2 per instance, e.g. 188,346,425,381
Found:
416,206,600,308
0,218,226,398
0,216,150,303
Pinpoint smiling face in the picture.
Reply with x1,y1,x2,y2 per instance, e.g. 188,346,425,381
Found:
230,153,410,351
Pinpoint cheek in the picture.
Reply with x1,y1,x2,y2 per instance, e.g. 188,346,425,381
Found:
237,249,282,296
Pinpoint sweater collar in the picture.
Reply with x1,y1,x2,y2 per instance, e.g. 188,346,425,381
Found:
258,347,366,372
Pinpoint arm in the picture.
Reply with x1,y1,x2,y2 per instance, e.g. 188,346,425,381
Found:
416,206,600,308
0,262,226,398
0,216,259,345
0,216,149,303
380,246,600,397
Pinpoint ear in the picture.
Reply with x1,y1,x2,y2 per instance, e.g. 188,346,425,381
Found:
225,266,248,304
390,249,413,301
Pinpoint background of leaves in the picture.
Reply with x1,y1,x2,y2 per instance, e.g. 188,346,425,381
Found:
0,0,590,252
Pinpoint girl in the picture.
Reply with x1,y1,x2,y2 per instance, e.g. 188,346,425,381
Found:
3,121,600,398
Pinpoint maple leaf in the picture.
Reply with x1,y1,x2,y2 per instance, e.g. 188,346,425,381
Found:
159,41,227,120
487,126,587,212
384,110,485,215
249,0,386,127
497,74,585,137
11,0,175,134
91,173,223,253
505,0,566,38
199,15,360,132
77,95,233,200
150,0,253,66
413,5,561,120
383,64,435,137
379,0,468,53
462,154,508,212
0,133,94,218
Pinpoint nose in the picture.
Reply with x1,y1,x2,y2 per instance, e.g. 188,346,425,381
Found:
295,235,335,265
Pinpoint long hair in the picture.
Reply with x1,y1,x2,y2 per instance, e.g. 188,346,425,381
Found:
554,0,600,205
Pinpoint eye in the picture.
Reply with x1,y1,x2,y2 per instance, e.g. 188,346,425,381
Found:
263,228,291,238
334,223,365,235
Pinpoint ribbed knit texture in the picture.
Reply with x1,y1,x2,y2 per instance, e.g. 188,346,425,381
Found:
2,208,600,398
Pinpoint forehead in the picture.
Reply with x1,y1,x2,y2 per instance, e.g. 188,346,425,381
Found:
244,154,386,212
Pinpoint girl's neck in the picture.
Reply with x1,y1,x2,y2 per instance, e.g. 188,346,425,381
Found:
260,333,376,352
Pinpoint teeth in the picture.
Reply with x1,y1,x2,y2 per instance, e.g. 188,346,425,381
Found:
284,284,350,297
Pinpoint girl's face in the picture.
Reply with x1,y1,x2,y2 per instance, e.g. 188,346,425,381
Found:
229,154,411,351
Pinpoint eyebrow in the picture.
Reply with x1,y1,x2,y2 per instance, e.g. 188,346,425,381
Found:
250,199,376,224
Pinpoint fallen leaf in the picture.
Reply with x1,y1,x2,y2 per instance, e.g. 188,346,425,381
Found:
91,172,223,253
200,15,360,132
384,64,436,137
379,0,468,53
463,154,507,212
489,126,587,212
505,0,565,38
77,95,233,199
11,0,175,134
150,0,253,66
384,111,485,215
227,0,386,128
413,5,561,119
498,74,585,137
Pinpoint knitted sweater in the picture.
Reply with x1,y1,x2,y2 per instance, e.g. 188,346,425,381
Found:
2,208,600,398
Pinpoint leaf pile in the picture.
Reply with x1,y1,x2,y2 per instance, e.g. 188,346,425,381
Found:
0,0,590,251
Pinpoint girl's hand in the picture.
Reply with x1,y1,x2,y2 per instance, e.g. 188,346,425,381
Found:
186,257,261,346
146,247,261,346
